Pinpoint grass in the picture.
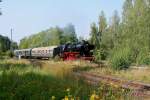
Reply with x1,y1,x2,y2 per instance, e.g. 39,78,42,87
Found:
0,59,95,100
0,59,139,100
86,65,150,84
69,60,150,84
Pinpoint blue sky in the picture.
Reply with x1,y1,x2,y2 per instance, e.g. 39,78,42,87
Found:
0,0,125,43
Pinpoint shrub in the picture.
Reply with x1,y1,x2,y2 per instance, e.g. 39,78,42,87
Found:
94,49,108,61
136,50,150,65
0,51,14,59
110,47,132,70
94,49,101,61
5,50,14,58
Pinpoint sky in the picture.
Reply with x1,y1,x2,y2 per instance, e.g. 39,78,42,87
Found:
0,0,125,43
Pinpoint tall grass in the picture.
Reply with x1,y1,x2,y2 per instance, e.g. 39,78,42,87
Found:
109,47,133,70
0,59,135,100
88,65,150,84
0,60,96,100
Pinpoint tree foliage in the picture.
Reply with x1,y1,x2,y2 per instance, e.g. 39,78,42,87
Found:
90,11,108,60
0,34,17,57
90,23,98,46
19,24,78,49
90,0,150,69
0,35,11,52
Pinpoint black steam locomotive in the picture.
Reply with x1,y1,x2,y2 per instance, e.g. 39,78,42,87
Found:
53,40,95,60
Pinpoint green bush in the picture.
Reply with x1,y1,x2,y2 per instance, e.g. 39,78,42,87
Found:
5,50,14,58
136,50,150,65
0,51,14,59
110,47,132,70
0,52,6,59
94,49,108,61
94,49,101,61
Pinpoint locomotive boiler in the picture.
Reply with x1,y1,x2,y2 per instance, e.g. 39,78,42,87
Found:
53,40,95,60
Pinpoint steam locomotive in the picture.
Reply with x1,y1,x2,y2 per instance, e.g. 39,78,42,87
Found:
14,40,95,61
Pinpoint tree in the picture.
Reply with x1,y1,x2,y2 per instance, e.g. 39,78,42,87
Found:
98,11,107,33
53,26,63,45
100,12,120,59
0,35,11,52
109,0,150,67
122,0,133,24
89,11,108,60
19,37,29,49
109,10,120,47
12,42,18,50
90,0,150,67
90,23,98,46
62,23,78,43
110,10,120,31
19,24,78,48
97,11,107,49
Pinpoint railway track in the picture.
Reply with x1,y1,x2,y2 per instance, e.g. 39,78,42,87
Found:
73,71,150,98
